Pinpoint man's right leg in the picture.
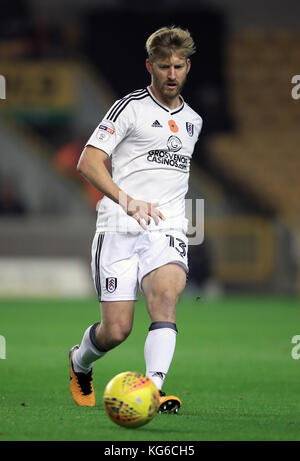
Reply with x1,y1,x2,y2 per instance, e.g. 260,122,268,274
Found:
70,300,135,406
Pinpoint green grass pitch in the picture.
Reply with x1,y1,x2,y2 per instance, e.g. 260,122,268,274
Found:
0,295,300,441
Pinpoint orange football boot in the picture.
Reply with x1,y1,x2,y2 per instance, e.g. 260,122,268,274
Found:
158,391,181,413
69,345,95,407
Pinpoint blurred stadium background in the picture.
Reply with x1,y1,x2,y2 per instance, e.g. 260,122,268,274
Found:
0,0,300,300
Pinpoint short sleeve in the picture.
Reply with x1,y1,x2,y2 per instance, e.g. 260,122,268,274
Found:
196,115,203,141
85,101,134,156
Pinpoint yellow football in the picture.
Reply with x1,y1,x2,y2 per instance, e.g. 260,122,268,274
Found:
103,371,160,428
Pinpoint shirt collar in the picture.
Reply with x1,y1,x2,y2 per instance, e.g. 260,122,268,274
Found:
146,86,184,115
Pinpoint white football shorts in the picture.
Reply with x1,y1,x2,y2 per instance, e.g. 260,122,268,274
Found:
91,230,188,301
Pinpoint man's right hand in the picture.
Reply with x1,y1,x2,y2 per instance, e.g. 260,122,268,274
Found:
125,197,166,230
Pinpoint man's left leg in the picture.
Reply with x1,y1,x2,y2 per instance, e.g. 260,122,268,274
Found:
141,263,186,413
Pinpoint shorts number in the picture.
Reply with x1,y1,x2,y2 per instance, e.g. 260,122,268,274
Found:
166,234,187,258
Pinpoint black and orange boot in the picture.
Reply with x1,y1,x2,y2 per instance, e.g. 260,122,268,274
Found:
158,391,181,414
69,345,95,407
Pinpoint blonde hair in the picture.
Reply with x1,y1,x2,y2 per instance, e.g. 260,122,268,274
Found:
145,26,196,61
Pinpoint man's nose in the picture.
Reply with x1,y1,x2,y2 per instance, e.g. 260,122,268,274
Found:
168,67,176,80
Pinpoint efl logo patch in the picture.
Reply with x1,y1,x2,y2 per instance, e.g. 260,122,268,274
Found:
106,277,117,293
96,121,115,142
99,124,115,135
186,122,194,137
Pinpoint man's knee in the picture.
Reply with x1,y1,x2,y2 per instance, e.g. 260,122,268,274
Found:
143,264,186,299
149,288,178,308
149,272,186,307
146,288,179,323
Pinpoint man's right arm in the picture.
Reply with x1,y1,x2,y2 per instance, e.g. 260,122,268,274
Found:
77,145,123,206
77,145,165,229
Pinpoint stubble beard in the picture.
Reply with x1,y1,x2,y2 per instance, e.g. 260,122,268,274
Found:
153,74,187,106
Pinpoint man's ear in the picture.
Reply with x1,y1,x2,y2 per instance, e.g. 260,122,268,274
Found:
146,58,153,75
186,58,191,74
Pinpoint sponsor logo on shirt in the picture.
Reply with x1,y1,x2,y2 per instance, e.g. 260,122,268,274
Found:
167,135,182,152
152,120,163,127
147,136,189,171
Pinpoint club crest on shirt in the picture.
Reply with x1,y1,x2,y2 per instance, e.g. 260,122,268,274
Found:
106,277,117,293
186,122,194,137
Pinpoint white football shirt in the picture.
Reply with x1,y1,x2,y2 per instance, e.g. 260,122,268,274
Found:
86,86,203,233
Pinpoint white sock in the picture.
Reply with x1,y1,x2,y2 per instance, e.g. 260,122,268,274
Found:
72,323,107,374
144,322,177,391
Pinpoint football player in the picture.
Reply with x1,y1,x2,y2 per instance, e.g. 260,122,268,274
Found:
69,25,202,413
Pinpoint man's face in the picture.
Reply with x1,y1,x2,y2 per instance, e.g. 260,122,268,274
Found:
146,50,191,103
